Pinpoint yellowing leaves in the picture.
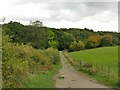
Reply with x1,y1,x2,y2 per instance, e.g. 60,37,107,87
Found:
88,35,101,44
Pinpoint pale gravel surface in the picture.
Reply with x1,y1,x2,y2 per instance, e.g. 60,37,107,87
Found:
55,52,110,88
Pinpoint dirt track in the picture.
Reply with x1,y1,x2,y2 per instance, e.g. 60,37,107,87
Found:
55,52,109,88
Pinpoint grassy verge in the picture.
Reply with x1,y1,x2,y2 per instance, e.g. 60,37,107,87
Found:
24,62,61,88
63,46,119,89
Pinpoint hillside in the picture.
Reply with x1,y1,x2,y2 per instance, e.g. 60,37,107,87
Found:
2,21,120,51
69,46,118,69
69,46,118,87
2,21,119,88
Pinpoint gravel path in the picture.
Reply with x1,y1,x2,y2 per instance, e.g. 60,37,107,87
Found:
55,52,109,88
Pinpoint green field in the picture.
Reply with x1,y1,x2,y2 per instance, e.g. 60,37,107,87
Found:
69,46,119,87
69,46,118,70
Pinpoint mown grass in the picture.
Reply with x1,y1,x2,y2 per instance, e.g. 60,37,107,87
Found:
24,64,61,88
67,46,119,88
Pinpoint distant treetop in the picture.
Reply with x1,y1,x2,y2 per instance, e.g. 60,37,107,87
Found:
30,20,43,27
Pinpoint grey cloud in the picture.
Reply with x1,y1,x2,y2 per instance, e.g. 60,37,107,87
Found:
84,2,117,12
44,2,117,22
12,1,118,23
45,2,85,21
13,0,119,4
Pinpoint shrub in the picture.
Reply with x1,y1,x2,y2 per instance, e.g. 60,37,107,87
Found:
45,47,60,65
2,36,60,88
69,40,85,51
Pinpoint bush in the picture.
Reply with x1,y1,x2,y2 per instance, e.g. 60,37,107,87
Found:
45,47,60,65
69,40,85,51
2,36,60,88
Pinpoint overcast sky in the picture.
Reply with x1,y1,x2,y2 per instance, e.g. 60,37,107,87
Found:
0,0,119,32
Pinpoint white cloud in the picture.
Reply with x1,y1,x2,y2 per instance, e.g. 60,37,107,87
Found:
45,19,118,32
0,2,49,18
0,0,118,32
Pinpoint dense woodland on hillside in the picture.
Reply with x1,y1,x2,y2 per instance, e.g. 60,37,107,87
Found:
2,21,120,51
1,21,120,88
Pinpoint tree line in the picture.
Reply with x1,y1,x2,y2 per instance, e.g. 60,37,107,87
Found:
2,21,120,51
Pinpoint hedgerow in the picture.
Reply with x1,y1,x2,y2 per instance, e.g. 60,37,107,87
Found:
2,36,60,88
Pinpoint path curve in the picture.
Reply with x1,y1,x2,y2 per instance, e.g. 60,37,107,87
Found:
55,51,110,88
